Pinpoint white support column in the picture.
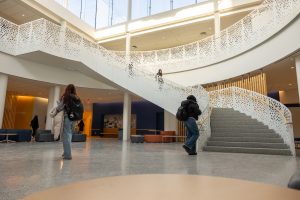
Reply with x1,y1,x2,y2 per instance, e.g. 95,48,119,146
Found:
126,33,131,60
127,0,132,22
0,74,8,128
45,85,61,130
122,92,131,141
214,0,221,37
63,0,68,8
125,0,132,64
296,56,300,103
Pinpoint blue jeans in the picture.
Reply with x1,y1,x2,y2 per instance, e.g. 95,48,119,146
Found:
184,117,200,153
63,116,74,159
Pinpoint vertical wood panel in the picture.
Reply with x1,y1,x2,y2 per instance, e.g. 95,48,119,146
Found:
203,73,267,95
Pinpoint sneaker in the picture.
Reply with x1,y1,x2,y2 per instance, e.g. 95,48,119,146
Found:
188,152,197,155
182,144,192,154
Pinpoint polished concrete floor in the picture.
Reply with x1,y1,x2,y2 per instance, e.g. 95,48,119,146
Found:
0,138,300,200
23,175,300,200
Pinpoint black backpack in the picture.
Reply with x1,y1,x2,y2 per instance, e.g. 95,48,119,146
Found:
66,97,84,121
176,100,189,121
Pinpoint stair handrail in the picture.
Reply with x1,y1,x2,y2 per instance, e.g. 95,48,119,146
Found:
209,86,295,156
112,0,300,73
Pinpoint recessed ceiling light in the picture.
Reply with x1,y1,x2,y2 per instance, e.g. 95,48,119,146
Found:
291,66,295,69
288,83,293,86
22,14,25,17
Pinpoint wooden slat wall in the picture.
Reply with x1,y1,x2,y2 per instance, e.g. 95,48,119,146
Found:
203,72,267,95
3,92,17,129
177,121,186,142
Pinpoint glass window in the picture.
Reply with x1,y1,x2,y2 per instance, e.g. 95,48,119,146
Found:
68,0,82,18
96,0,111,28
150,0,170,15
55,0,64,6
173,0,196,9
82,0,97,27
112,0,128,25
132,0,149,19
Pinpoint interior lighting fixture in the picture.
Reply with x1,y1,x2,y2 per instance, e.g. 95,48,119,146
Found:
288,83,293,86
291,66,295,69
22,14,25,17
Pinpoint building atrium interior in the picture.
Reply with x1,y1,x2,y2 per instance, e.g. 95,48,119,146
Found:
0,0,300,199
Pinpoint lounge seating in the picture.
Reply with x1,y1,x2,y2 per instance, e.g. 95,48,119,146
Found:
0,129,32,142
72,133,87,142
130,135,144,143
288,171,300,190
144,135,162,143
35,130,54,142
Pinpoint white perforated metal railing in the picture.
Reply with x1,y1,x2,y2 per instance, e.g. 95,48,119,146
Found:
0,16,211,144
113,0,300,73
209,87,295,156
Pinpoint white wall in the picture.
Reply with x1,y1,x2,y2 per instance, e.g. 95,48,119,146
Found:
164,110,177,133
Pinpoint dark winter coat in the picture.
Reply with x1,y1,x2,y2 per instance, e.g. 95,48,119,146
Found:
186,100,201,120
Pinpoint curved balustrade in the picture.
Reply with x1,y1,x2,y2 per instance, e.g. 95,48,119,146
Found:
209,87,295,156
113,0,300,74
0,16,210,144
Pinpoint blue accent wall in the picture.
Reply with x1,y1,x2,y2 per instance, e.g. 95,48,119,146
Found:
92,101,164,135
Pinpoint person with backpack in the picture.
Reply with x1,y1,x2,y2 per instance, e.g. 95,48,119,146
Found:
176,95,201,155
50,84,83,160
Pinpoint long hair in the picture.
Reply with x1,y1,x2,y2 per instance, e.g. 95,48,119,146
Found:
61,84,77,105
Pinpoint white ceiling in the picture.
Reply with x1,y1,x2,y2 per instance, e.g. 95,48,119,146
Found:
0,0,46,24
101,11,251,51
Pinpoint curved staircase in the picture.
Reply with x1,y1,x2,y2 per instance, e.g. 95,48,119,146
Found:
204,108,291,155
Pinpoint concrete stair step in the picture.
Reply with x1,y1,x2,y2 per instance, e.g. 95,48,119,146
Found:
206,141,288,149
202,146,291,155
211,117,254,121
211,114,250,118
211,124,268,129
211,132,280,138
208,137,284,143
211,121,262,125
211,128,274,133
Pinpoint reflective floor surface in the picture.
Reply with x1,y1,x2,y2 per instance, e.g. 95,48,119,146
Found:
0,138,300,200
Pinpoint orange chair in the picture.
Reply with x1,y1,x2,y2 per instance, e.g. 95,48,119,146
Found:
144,134,162,143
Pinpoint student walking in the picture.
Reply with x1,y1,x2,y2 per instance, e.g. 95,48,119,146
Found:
50,84,82,160
177,95,202,155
